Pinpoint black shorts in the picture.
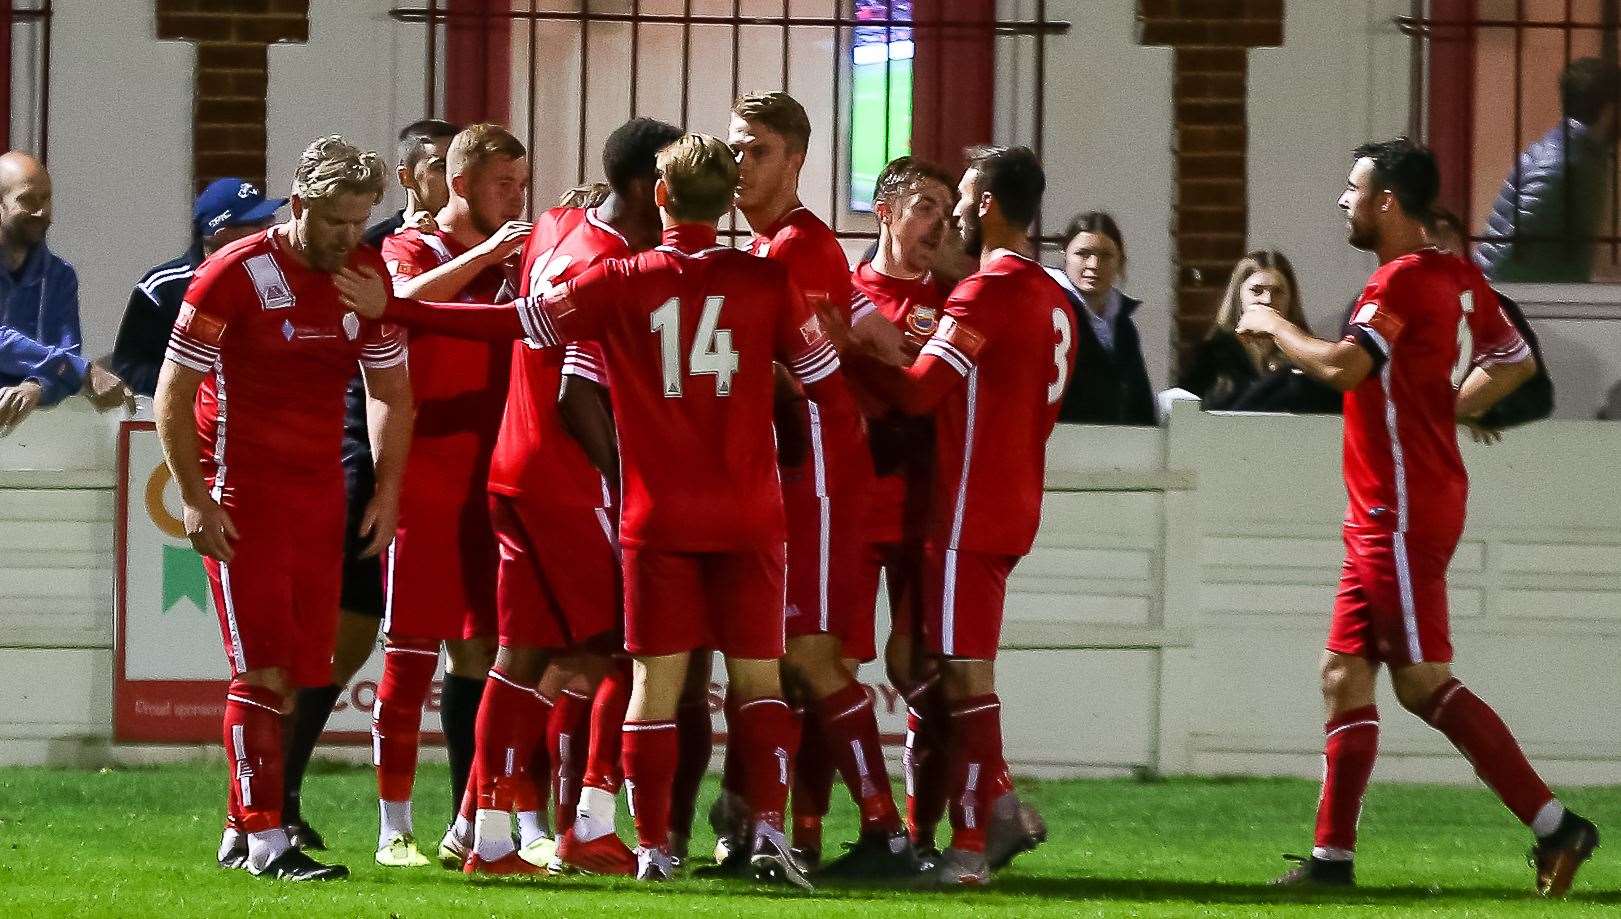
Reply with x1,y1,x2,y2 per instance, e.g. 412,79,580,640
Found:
340,460,384,617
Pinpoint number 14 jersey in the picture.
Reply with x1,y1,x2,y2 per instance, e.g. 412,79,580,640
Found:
526,223,845,551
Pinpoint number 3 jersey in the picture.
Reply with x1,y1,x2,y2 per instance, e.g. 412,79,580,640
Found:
523,223,844,551
487,206,624,507
921,251,1078,557
1342,248,1529,540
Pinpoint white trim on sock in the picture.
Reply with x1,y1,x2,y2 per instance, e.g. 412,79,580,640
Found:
475,808,517,861
1531,799,1566,839
247,827,290,873
1311,846,1354,862
517,810,549,848
379,798,413,847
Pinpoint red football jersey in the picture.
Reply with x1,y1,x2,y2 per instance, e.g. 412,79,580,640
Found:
850,260,944,543
748,206,870,495
380,227,513,488
487,207,622,507
166,229,407,485
1342,248,1529,539
919,251,1077,556
522,224,844,550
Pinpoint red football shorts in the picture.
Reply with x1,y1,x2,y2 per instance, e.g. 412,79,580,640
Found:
783,484,872,658
1327,528,1457,666
204,479,345,688
488,495,620,650
920,546,1020,660
851,539,924,659
622,543,787,659
383,481,498,641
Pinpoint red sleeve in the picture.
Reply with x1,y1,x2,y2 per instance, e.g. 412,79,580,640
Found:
544,258,623,344
380,232,439,288
772,231,854,317
1344,272,1407,363
916,273,1002,378
561,342,607,385
774,279,841,385
1466,277,1531,368
165,252,242,372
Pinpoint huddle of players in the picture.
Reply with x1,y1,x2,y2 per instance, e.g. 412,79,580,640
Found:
156,91,1076,887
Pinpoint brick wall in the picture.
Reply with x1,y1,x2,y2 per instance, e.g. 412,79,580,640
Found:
155,0,309,195
1137,0,1284,371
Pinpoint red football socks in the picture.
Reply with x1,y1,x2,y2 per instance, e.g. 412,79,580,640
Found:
818,682,902,834
946,693,1005,854
735,697,798,832
472,668,546,812
623,719,678,850
372,638,439,803
224,680,285,834
904,679,950,848
1313,705,1379,856
1424,678,1555,827
549,687,592,832
582,661,633,794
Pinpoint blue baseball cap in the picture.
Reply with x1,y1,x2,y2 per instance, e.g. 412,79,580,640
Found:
193,178,287,237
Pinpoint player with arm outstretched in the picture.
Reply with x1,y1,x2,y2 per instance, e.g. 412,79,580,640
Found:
1236,138,1598,897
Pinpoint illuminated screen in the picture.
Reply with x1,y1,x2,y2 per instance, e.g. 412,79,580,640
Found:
849,0,913,212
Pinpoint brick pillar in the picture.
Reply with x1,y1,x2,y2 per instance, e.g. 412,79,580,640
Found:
156,1,310,195
1137,1,1283,372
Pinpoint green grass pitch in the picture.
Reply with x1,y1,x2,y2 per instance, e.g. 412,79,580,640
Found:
2,762,1617,917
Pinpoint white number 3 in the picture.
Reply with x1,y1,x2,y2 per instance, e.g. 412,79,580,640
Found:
1048,306,1074,404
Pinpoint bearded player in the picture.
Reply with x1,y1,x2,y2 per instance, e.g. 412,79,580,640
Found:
155,136,412,881
370,123,529,870
1236,138,1598,896
838,145,1073,886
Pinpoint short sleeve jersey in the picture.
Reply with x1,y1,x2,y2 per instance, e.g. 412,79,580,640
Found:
165,229,407,485
487,207,623,506
1342,248,1530,539
748,207,870,494
380,227,513,484
917,251,1077,556
520,224,841,550
850,260,945,543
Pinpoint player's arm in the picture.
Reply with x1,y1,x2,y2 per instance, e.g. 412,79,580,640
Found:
1457,289,1538,423
558,346,619,482
846,306,914,368
359,355,413,558
336,264,544,343
153,359,237,563
391,220,531,301
1236,307,1374,392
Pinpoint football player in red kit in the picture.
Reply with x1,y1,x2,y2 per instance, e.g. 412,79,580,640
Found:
1236,139,1598,897
370,124,528,871
714,90,914,878
155,136,412,881
338,134,857,889
835,145,1075,886
461,117,683,878
847,155,958,859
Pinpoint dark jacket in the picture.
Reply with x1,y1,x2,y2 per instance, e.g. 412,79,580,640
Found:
1051,280,1156,426
1178,331,1340,414
110,243,204,396
1476,118,1611,283
363,210,407,251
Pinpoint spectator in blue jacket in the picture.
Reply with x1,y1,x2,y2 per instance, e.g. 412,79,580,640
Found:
0,151,131,433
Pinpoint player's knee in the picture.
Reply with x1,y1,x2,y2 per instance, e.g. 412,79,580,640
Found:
1391,663,1451,716
497,644,548,685
724,658,784,701
235,668,293,712
445,636,495,676
939,658,994,700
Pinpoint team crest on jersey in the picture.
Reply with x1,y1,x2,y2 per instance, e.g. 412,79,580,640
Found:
342,311,360,340
244,253,295,310
907,305,939,336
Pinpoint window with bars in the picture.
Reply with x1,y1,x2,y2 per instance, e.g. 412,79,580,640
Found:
1410,0,1621,283
388,1,1066,243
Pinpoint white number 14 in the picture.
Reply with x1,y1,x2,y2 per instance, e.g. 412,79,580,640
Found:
650,296,740,397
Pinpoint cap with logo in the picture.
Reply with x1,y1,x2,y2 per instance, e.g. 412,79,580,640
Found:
193,178,287,237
